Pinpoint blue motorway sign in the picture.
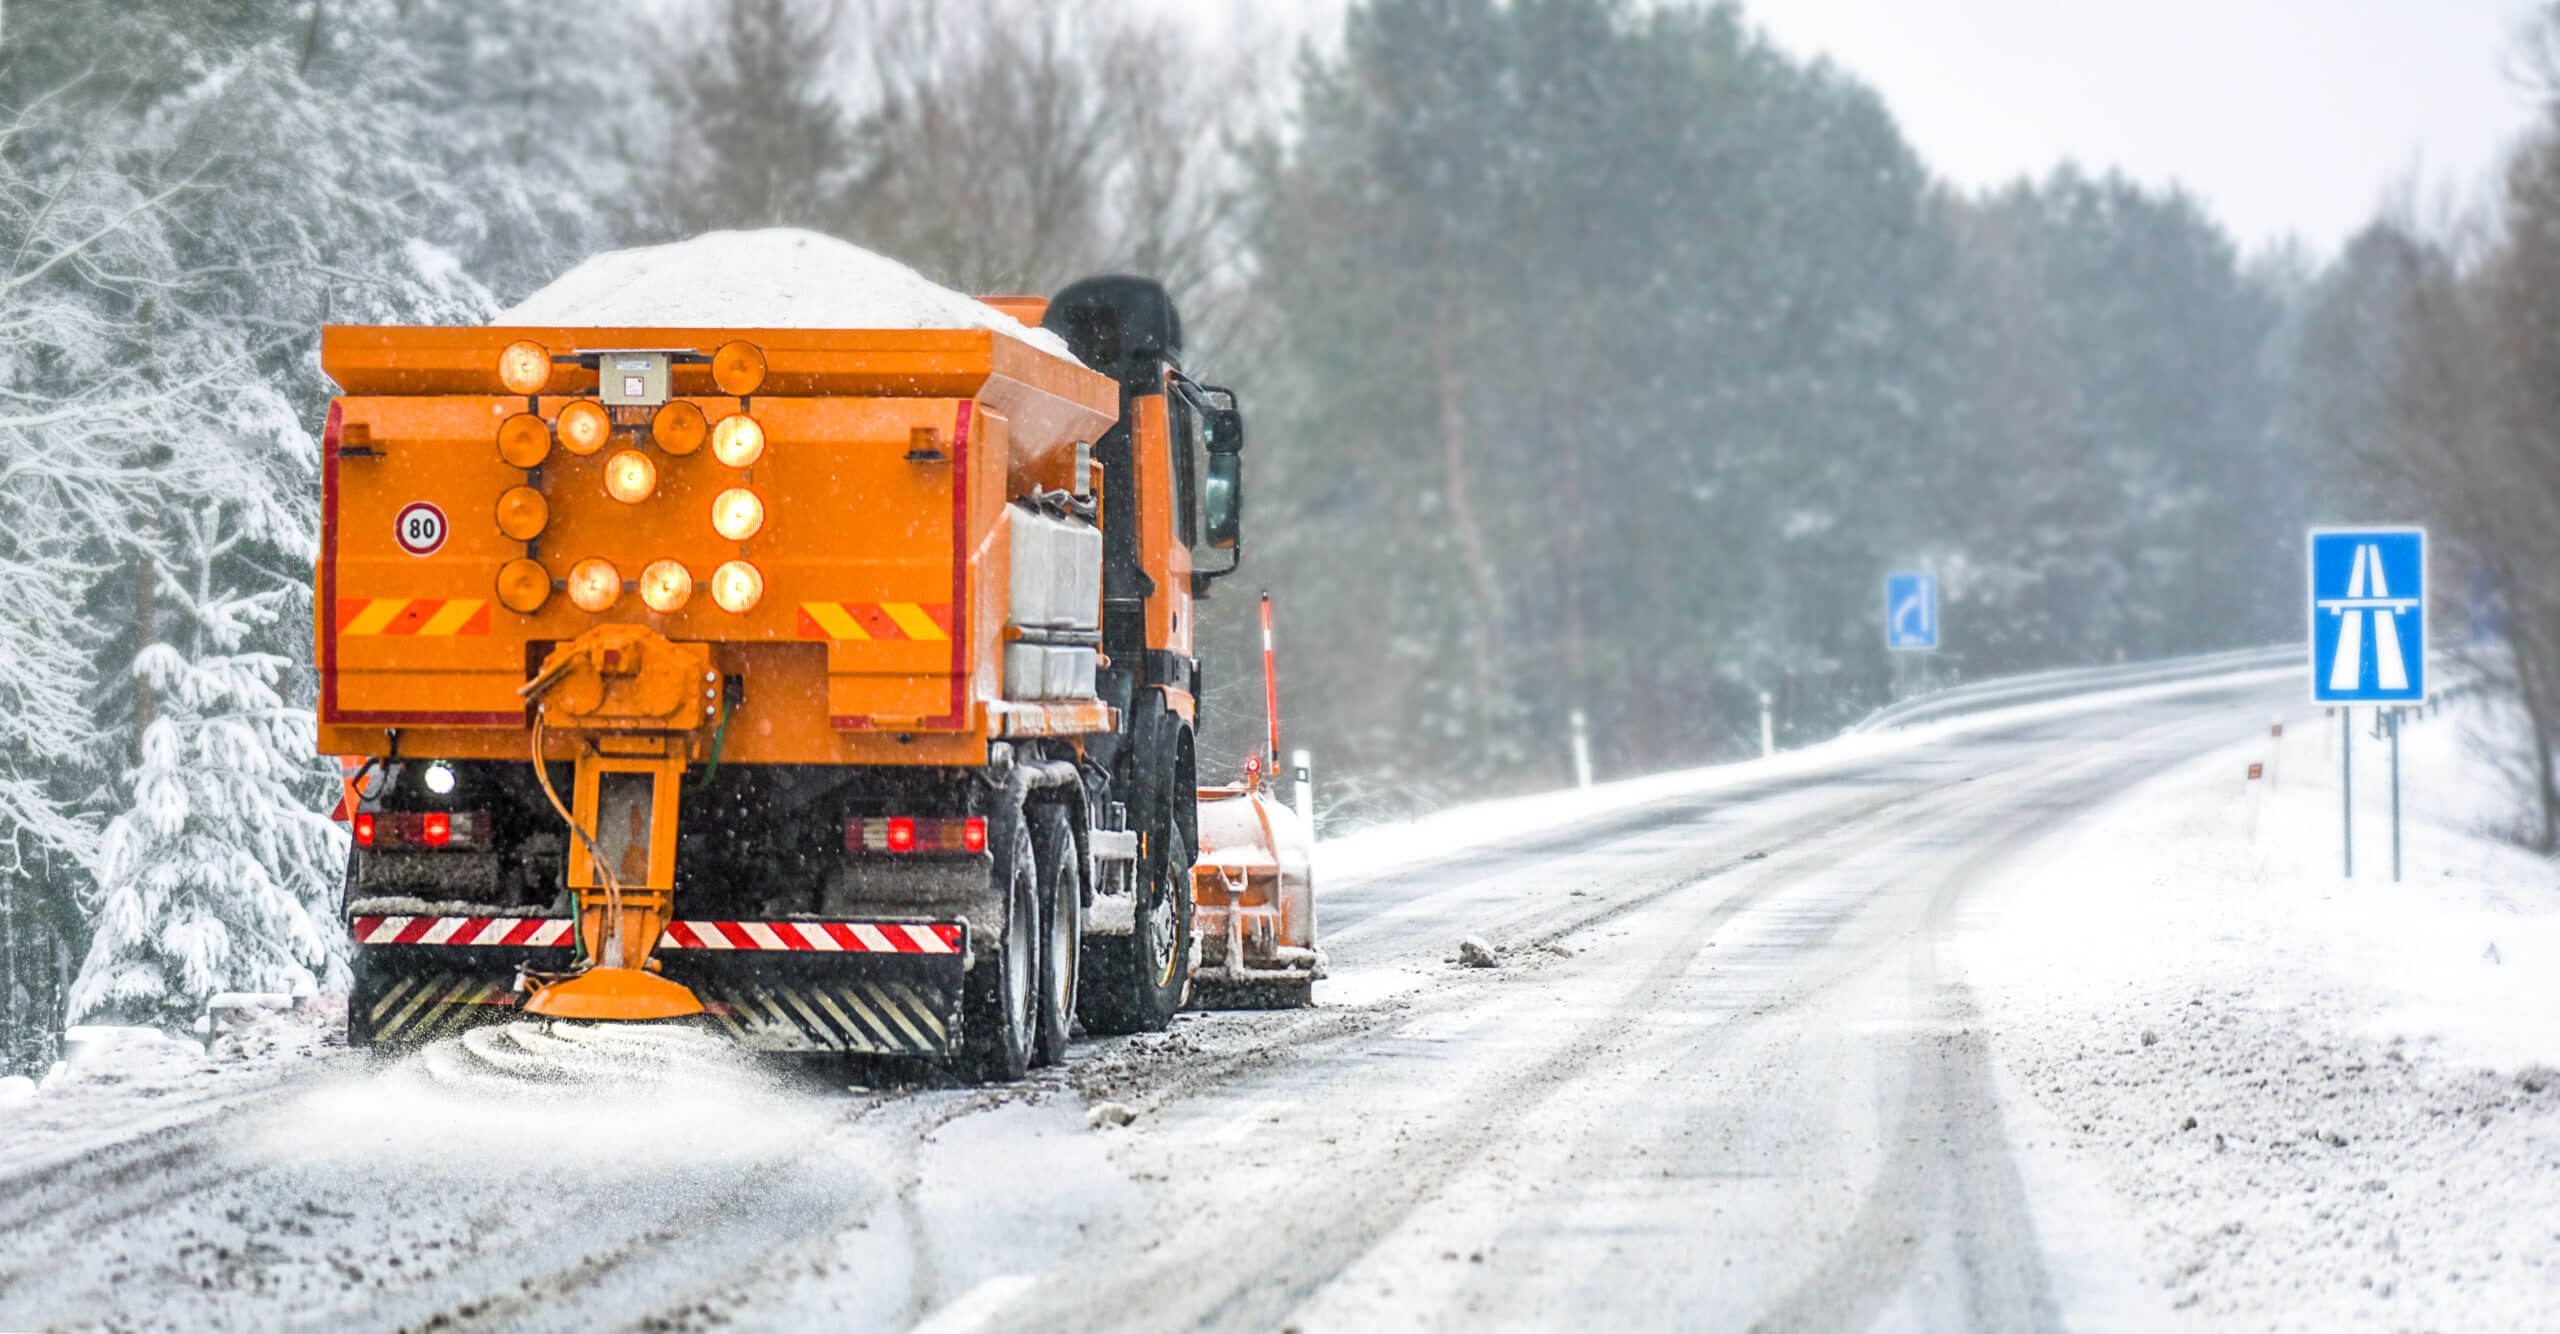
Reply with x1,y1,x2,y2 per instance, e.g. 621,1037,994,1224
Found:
1885,572,1937,651
2309,527,2426,704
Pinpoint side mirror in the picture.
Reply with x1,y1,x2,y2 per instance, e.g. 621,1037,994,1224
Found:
1206,402,1244,456
1203,451,1242,549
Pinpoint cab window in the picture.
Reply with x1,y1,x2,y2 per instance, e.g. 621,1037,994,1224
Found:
1170,392,1202,547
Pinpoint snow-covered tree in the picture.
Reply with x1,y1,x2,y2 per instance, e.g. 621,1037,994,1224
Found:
0,77,205,1070
70,503,346,1027
0,2,506,1030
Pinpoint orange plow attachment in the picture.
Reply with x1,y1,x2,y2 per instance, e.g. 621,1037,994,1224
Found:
1189,784,1319,1008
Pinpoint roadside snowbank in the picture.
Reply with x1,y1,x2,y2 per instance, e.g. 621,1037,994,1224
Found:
1963,697,2560,1329
496,228,1075,360
1320,666,2296,885
0,1000,344,1175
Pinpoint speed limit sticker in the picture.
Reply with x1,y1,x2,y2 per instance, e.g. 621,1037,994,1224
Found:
393,502,448,557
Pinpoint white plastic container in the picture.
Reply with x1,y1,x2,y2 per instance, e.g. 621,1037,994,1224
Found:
1045,645,1097,698
1008,505,1101,631
1002,503,1103,702
1004,643,1099,701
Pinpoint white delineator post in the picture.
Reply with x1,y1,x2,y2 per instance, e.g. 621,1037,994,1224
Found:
1570,709,1593,789
2245,757,2265,844
1291,748,1313,831
1759,691,1775,759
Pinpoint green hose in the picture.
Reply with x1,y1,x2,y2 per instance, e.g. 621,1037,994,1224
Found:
696,688,733,789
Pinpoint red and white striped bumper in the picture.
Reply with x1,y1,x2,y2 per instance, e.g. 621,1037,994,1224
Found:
350,915,962,953
662,920,961,953
354,916,573,948
348,914,970,1056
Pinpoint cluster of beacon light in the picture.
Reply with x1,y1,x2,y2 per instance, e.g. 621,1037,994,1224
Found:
487,339,772,619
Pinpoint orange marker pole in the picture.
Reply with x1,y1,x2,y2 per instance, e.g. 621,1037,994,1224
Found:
1261,592,1281,776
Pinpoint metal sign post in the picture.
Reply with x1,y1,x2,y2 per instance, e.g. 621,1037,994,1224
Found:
2390,709,2402,882
1885,572,1938,702
2310,528,2427,881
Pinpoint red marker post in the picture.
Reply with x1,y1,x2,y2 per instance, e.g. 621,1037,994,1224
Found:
1260,592,1280,767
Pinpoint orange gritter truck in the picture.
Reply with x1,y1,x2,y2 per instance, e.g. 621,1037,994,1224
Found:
316,274,1306,1081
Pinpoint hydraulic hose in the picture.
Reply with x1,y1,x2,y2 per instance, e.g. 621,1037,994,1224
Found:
526,705,623,972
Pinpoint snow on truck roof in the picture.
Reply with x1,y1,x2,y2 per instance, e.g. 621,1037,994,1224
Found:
494,228,1077,362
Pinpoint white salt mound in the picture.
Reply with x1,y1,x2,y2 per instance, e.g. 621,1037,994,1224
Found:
496,228,1076,361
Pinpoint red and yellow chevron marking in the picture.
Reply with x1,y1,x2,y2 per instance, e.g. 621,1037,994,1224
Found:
335,598,491,637
797,601,952,643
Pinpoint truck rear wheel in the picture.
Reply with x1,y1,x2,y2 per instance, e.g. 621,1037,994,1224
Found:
1030,803,1080,1066
959,805,1037,1083
1077,806,1192,1035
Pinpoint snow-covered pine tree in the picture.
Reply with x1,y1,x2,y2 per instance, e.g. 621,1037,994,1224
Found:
23,1,505,1029
70,503,346,1028
0,73,207,1071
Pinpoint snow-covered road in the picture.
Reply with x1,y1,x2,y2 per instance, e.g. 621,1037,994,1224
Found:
6,671,2550,1332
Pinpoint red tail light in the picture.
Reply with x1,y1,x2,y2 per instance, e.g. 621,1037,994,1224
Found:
354,811,487,851
845,816,990,856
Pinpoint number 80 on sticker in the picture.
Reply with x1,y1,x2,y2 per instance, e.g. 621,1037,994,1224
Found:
394,501,448,557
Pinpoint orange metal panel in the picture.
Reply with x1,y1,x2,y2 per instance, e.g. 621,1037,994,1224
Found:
1132,392,1195,657
315,321,1123,763
319,326,1115,440
322,395,539,725
975,295,1049,326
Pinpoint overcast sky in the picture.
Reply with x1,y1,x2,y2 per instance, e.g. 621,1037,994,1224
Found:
1744,0,2546,256
1245,0,2549,258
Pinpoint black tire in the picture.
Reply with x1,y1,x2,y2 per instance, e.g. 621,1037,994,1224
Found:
347,947,381,1049
1077,795,1193,1035
1030,803,1080,1066
959,804,1038,1083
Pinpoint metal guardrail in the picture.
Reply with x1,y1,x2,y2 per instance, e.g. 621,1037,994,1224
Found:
1847,644,2303,734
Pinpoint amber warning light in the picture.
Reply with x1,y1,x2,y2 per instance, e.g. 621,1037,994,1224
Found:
710,560,763,613
711,488,765,541
604,450,658,504
639,560,694,613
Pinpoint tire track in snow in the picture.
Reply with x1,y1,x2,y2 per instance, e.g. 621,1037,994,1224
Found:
1032,777,2014,1331
1022,701,2264,1330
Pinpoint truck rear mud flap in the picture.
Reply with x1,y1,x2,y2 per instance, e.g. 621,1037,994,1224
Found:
349,915,968,1057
